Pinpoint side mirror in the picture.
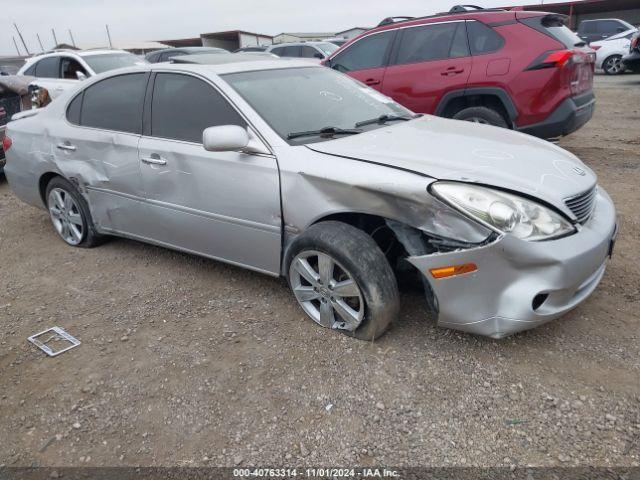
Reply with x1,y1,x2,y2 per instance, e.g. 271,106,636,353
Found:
203,125,249,152
314,52,324,59
203,126,271,155
76,71,87,81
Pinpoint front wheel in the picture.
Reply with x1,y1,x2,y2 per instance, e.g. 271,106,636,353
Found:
286,221,400,341
603,55,625,75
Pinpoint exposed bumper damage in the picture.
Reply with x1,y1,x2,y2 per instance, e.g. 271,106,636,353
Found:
404,188,617,338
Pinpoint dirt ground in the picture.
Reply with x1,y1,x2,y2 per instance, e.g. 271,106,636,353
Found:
0,74,639,469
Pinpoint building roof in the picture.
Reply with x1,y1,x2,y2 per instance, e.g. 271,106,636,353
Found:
334,27,370,35
200,30,273,39
274,32,336,38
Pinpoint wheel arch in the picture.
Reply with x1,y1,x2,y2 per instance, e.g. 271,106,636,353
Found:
38,172,62,206
435,87,518,127
282,211,426,276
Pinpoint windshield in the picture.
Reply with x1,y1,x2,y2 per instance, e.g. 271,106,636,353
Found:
315,42,339,55
223,67,413,144
82,53,147,74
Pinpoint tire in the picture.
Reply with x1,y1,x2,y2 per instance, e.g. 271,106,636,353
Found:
45,176,103,248
286,221,400,341
452,106,509,128
602,55,624,75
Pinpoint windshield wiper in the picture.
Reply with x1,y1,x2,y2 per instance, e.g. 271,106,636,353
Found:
286,126,362,140
354,114,417,128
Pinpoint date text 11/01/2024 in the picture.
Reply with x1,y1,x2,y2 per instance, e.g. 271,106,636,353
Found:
233,468,400,477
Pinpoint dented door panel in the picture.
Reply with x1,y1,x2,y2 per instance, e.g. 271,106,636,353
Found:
138,136,282,275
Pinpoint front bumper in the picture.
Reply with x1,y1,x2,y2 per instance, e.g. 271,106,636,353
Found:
408,188,617,339
518,91,595,139
622,51,640,72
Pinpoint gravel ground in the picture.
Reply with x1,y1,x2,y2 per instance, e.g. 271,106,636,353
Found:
0,74,639,469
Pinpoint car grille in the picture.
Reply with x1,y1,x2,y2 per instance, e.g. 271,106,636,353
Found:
564,187,597,224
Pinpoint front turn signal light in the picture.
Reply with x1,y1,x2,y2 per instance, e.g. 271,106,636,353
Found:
430,263,477,279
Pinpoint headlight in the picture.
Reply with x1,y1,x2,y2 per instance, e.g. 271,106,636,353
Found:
431,182,575,241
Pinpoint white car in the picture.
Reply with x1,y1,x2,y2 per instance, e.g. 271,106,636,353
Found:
591,28,638,75
17,49,147,99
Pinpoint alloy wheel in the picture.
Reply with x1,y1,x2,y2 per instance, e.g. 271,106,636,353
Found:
289,250,365,332
605,56,623,74
47,187,84,245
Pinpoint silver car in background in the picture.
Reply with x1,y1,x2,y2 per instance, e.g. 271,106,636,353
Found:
3,60,617,340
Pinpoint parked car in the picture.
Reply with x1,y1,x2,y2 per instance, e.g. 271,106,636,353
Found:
590,28,637,74
145,47,229,63
3,60,617,340
325,38,349,47
0,75,32,174
266,42,339,60
234,46,268,53
577,18,635,44
18,50,147,99
324,6,596,139
622,31,640,73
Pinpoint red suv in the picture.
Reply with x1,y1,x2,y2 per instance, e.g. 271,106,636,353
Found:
323,6,595,139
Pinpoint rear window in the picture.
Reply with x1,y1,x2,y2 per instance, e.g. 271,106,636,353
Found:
521,15,584,48
467,21,504,55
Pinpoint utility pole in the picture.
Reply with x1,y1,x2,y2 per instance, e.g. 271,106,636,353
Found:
13,23,30,55
37,33,45,52
51,28,59,47
105,24,113,48
68,29,77,48
12,36,21,56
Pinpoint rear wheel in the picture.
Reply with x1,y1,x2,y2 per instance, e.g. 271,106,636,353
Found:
286,221,399,341
45,176,103,248
453,106,509,128
603,55,624,75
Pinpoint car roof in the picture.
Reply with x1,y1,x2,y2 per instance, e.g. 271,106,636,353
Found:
112,57,322,76
170,53,279,65
270,42,330,47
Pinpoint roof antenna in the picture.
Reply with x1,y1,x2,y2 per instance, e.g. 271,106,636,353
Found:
69,29,77,48
51,28,59,46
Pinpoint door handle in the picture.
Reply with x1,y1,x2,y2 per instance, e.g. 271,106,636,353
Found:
441,67,465,76
56,143,76,151
141,155,167,166
364,78,381,86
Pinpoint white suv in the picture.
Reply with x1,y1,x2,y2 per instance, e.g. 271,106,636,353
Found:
18,49,147,99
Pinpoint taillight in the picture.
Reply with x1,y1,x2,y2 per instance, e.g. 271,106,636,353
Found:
590,45,601,51
526,49,575,70
543,50,574,67
1,135,11,152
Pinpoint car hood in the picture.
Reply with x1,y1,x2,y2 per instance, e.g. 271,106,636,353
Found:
306,115,596,216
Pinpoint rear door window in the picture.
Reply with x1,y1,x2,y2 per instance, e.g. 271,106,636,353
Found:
150,73,246,143
467,21,504,55
282,46,301,57
60,57,88,79
34,57,60,78
331,30,396,72
80,73,147,134
394,22,469,64
300,46,320,58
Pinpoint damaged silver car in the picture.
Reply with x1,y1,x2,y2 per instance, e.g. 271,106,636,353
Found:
3,60,617,339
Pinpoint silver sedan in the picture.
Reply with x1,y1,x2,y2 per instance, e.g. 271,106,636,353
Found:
3,59,617,339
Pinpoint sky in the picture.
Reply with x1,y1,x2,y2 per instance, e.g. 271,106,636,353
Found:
2,0,574,56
